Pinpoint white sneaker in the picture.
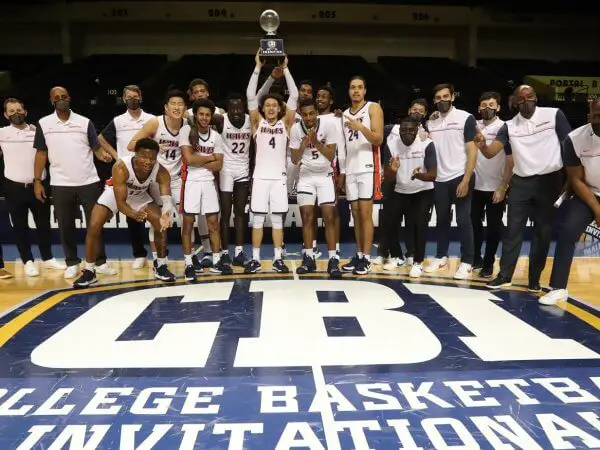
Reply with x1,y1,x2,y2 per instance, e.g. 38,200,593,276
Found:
539,289,568,306
24,260,40,277
43,258,67,270
383,257,397,271
372,256,386,266
409,263,423,278
96,263,118,276
424,257,448,273
454,262,473,280
406,257,414,266
64,265,79,279
132,257,147,269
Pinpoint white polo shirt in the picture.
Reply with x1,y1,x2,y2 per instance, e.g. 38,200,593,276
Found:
563,124,600,197
0,124,45,184
34,111,100,187
494,107,570,177
475,118,507,192
101,110,155,158
427,107,477,182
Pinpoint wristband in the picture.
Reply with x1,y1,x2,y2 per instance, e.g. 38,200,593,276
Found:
160,195,174,216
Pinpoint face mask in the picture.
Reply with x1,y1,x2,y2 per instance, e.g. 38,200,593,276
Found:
518,99,536,117
480,108,496,121
436,100,452,114
53,99,70,113
400,133,417,147
592,123,600,137
408,112,424,122
126,99,141,110
8,113,26,126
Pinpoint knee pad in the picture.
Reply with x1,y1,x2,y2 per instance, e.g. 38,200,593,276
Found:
252,213,266,229
270,213,284,230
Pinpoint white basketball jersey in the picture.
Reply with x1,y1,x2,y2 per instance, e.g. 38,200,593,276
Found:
344,101,377,175
290,118,334,175
253,119,288,180
154,115,183,180
122,154,159,198
180,126,224,182
221,113,251,173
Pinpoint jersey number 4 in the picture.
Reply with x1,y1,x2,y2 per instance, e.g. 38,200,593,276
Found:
347,129,359,142
268,137,276,149
231,142,246,154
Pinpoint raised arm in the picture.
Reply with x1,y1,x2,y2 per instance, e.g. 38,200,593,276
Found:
246,52,264,132
127,117,159,152
283,59,299,130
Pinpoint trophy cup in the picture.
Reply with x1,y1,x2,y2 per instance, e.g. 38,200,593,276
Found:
259,9,285,66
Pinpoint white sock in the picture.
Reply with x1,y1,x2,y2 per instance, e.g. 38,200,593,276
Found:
329,250,337,259
202,238,211,253
222,249,229,255
152,252,158,261
235,246,243,256
157,257,167,267
306,248,314,258
184,254,193,266
274,247,282,260
85,262,95,271
252,247,260,261
357,252,364,259
365,254,371,261
212,252,221,265
312,239,317,249
336,243,340,252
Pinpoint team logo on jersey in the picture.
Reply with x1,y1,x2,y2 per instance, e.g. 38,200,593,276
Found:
0,278,598,449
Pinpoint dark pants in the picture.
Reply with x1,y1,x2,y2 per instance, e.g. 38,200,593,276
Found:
434,175,475,264
4,179,53,264
549,195,597,289
499,171,562,282
52,181,106,267
378,179,414,258
383,189,434,263
471,189,505,270
126,216,147,258
0,244,4,268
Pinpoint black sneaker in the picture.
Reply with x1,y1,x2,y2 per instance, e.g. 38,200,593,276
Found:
353,257,370,275
200,253,213,269
153,259,158,272
296,254,316,274
155,264,176,282
244,259,262,274
184,265,197,282
213,258,233,275
479,266,494,278
486,275,512,289
220,253,232,266
472,258,484,271
342,255,360,272
327,257,342,278
73,269,97,288
191,254,203,274
273,259,290,273
232,251,248,267
528,281,542,293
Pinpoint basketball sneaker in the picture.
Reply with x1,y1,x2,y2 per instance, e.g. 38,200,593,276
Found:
272,259,289,273
327,257,342,278
184,265,197,282
296,254,316,274
73,269,97,288
539,289,568,305
342,255,360,272
232,251,248,267
244,260,262,274
155,264,176,282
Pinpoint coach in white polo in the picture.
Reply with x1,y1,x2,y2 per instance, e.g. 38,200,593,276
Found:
33,86,115,279
98,85,155,269
477,85,571,291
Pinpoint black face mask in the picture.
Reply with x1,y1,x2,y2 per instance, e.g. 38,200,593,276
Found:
408,112,424,122
400,133,417,147
53,99,70,113
436,100,452,114
480,108,496,121
126,99,141,111
592,123,600,137
518,99,536,118
8,113,26,126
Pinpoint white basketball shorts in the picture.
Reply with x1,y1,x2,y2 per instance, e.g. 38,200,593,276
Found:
97,187,152,215
296,172,336,207
220,167,250,193
250,178,288,214
345,171,374,202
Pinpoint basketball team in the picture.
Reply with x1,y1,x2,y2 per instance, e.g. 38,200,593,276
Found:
1,51,599,307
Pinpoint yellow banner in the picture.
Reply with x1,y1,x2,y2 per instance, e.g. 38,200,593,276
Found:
524,76,600,98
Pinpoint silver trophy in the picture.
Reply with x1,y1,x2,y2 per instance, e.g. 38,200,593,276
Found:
259,9,285,66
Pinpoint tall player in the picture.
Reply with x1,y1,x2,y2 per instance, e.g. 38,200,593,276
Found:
290,99,341,277
341,76,384,275
73,138,175,287
180,99,232,281
245,52,298,273
127,90,188,268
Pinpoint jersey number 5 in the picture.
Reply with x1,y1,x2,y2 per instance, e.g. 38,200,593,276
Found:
348,129,359,142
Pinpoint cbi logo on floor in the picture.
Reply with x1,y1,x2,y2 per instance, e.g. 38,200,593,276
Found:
0,278,599,449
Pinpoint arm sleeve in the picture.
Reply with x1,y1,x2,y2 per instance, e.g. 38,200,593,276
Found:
561,136,581,167
256,76,275,103
179,125,191,147
214,133,224,155
100,120,117,148
289,125,301,149
246,69,261,110
87,121,100,149
555,109,572,143
424,142,437,170
33,124,48,151
463,115,477,142
284,68,298,111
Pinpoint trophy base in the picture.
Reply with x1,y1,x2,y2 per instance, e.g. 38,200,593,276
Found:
259,38,286,66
